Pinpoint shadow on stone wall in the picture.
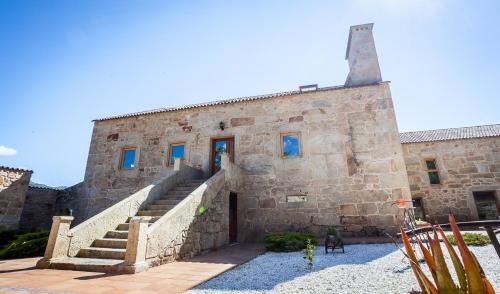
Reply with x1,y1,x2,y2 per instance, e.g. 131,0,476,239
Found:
19,187,59,231
145,175,230,268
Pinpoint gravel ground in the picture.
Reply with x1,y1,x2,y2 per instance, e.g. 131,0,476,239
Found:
188,244,500,294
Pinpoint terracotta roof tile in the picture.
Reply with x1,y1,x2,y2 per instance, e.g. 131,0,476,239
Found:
0,165,33,173
400,124,500,144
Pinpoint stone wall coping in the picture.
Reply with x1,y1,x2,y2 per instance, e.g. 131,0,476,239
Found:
52,216,74,223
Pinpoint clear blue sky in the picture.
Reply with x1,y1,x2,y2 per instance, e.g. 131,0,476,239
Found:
1,0,499,187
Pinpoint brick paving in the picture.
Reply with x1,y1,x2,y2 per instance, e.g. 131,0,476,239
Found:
0,243,265,294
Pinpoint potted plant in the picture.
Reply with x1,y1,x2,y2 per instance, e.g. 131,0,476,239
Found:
327,226,337,238
415,218,430,228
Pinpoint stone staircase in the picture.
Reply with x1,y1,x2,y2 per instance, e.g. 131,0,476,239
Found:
47,179,205,271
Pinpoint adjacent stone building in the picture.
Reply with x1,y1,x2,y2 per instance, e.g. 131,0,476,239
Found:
0,166,33,230
401,125,500,223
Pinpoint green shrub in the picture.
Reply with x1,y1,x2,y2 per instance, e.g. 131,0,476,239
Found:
0,230,49,260
265,232,317,252
0,230,20,249
446,232,491,246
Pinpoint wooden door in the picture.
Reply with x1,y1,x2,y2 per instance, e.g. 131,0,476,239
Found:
211,137,234,175
229,192,238,243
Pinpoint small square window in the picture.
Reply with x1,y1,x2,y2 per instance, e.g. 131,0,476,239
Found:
428,171,440,185
281,132,301,158
425,160,437,170
169,143,185,165
121,148,136,169
425,159,440,185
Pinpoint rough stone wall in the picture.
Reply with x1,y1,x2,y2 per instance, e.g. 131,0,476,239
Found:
146,171,228,266
19,187,59,231
0,167,32,230
84,83,411,240
402,137,500,223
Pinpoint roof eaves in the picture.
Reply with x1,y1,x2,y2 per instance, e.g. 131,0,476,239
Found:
93,83,388,122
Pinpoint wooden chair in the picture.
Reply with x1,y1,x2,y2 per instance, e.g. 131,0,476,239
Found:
325,231,344,254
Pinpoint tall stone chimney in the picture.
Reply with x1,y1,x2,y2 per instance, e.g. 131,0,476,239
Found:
345,23,382,87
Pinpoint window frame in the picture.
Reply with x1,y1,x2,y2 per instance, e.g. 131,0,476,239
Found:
120,147,137,170
280,131,302,158
424,158,441,185
168,142,186,166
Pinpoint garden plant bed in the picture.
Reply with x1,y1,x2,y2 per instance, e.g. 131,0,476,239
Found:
188,244,500,294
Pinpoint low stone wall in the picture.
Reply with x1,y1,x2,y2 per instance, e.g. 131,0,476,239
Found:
0,166,32,230
19,187,59,231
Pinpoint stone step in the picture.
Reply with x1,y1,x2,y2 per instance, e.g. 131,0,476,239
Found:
47,257,125,272
160,194,188,200
137,210,169,216
147,204,175,211
94,238,128,249
105,230,129,239
185,179,205,183
78,247,126,260
117,223,130,230
153,199,183,205
179,182,204,187
116,222,154,231
169,187,197,193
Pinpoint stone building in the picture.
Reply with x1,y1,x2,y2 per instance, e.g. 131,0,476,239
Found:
80,24,412,241
0,166,33,230
2,23,498,273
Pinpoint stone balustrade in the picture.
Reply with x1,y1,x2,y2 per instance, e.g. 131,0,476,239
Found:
38,158,202,268
221,153,246,192
145,169,228,268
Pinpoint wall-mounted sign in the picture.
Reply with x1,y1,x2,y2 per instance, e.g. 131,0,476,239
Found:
286,195,307,203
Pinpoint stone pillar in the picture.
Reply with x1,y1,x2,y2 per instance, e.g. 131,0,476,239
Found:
174,157,183,171
220,153,230,170
36,216,73,268
124,216,150,273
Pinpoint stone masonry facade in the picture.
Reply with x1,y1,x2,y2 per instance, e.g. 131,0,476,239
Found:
83,82,411,241
402,137,500,223
0,166,32,230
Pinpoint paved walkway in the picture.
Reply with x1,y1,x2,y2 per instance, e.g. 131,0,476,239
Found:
0,243,265,294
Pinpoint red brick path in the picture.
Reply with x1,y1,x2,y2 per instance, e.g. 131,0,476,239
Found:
0,243,265,294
